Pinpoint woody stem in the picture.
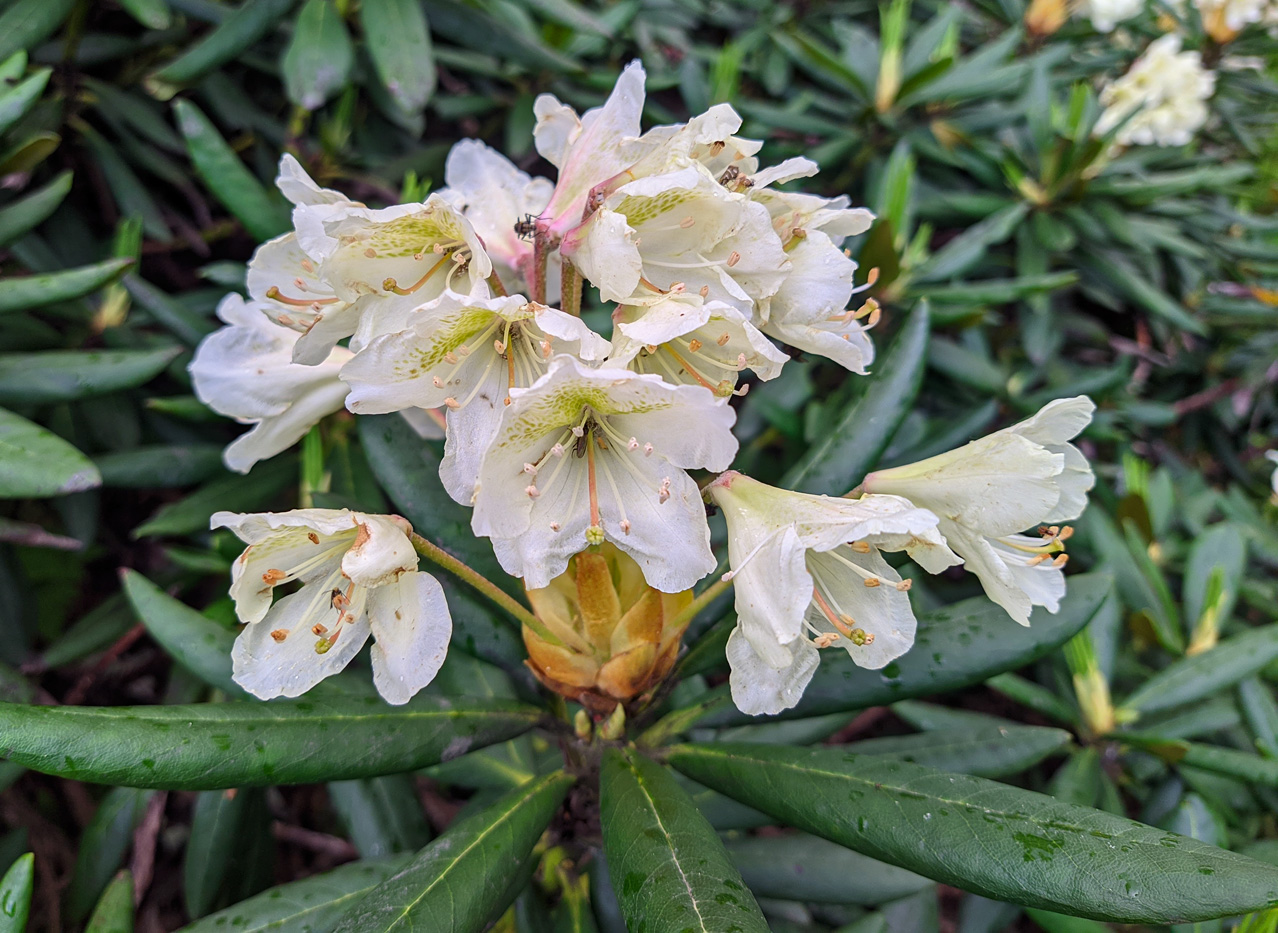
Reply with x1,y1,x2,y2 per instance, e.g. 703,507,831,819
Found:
409,532,563,646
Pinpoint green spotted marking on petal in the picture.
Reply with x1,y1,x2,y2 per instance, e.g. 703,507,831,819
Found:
615,188,696,228
392,307,502,377
339,210,466,259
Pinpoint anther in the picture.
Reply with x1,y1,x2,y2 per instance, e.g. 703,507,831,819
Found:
444,352,458,364
863,577,882,588
307,533,319,544
726,251,741,267
311,624,328,636
262,569,286,585
270,629,289,642
688,339,703,353
716,332,731,346
620,519,632,534
680,216,695,228
551,443,565,457
895,579,912,592
432,376,443,388
699,286,710,298
813,632,840,648
1052,553,1070,568
523,463,538,475
1028,553,1050,566
525,485,540,499
627,437,639,451
444,397,460,409
494,338,506,354
541,339,552,359
550,521,561,532
658,478,671,504
643,443,654,456
850,541,871,553
364,248,376,258
571,425,585,438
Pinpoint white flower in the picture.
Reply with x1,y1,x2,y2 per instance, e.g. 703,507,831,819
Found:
274,154,363,259
750,188,876,374
340,286,609,503
1075,0,1144,31
1095,35,1215,147
190,294,350,473
247,182,492,364
607,290,787,394
706,471,958,716
437,139,553,294
533,60,650,240
471,355,738,592
214,509,451,704
864,396,1096,626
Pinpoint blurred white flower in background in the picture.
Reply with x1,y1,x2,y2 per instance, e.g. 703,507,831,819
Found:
1076,0,1145,32
1095,35,1215,147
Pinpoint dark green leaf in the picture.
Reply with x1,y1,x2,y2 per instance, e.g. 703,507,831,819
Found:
0,169,71,247
149,0,296,92
1120,623,1278,719
0,853,32,933
328,775,432,858
0,695,541,789
0,406,100,498
360,0,436,113
120,0,171,29
783,303,930,494
132,455,297,539
667,742,1278,923
725,832,930,905
185,787,271,918
844,723,1072,777
0,258,134,315
599,748,769,933
93,444,224,488
0,0,75,64
911,203,1028,283
172,100,291,240
67,788,153,922
283,0,355,110
0,347,178,405
177,855,413,933
334,771,573,932
85,870,135,933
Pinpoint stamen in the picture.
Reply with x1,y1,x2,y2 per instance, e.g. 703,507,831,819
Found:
265,286,338,308
716,333,731,346
383,252,453,295
270,630,289,642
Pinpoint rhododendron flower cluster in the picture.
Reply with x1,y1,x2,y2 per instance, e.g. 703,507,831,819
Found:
192,62,1095,714
1095,35,1216,148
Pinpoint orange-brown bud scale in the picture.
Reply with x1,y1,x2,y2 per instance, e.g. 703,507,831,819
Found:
522,544,692,715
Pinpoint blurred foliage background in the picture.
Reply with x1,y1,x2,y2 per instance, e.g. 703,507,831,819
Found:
0,0,1275,930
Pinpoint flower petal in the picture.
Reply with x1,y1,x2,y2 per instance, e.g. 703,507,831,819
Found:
339,514,418,587
368,571,452,704
726,625,820,716
232,584,371,699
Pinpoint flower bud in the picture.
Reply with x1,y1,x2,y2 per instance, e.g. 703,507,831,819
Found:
522,544,693,714
1025,0,1067,36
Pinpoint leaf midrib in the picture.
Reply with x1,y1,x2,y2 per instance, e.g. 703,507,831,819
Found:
628,754,715,933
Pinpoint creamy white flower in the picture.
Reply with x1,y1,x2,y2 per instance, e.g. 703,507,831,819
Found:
471,355,737,592
437,139,553,294
706,471,958,716
213,509,451,704
275,154,363,259
563,164,790,313
340,286,609,503
534,60,650,239
1095,35,1215,147
1076,0,1144,31
607,291,787,394
247,192,492,364
864,396,1096,626
190,294,350,473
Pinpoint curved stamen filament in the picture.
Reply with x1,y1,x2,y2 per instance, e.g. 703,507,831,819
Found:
661,345,717,391
266,286,339,308
595,449,631,534
384,252,453,295
585,430,602,533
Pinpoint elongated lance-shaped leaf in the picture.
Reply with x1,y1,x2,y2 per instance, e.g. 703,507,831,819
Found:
148,0,294,91
840,723,1071,778
335,771,574,932
0,852,33,933
705,573,1112,725
1120,622,1278,719
725,831,931,905
667,742,1278,923
783,302,930,494
119,569,244,697
0,169,71,246
0,406,100,498
0,346,179,406
85,870,134,933
0,258,134,315
599,748,770,933
0,696,542,790
177,855,413,933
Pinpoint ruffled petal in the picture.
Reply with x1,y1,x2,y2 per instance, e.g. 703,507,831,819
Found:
367,571,452,704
